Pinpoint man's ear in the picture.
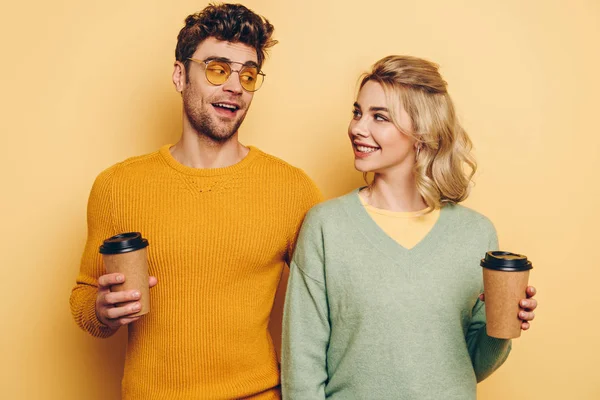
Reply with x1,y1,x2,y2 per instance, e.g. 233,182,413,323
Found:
172,61,186,93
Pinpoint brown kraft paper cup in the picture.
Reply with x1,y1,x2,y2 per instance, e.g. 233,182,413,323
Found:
480,251,533,339
99,232,150,317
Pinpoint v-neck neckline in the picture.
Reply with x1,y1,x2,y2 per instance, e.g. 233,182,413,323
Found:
342,188,449,260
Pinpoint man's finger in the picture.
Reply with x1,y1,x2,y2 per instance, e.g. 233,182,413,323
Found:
105,303,142,320
98,273,125,288
104,290,141,306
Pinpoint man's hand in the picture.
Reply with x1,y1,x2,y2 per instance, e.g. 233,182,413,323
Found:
479,285,538,331
95,273,158,329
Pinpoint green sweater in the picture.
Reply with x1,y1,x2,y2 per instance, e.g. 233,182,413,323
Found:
281,190,511,399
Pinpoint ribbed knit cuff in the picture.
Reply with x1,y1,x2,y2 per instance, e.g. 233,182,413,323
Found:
474,329,512,382
77,289,118,339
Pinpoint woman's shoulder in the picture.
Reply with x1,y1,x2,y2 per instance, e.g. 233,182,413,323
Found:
304,190,360,222
444,203,496,234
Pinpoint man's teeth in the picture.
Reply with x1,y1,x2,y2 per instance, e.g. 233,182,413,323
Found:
214,103,238,111
356,145,379,153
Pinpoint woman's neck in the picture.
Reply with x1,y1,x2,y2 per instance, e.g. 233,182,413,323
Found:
360,173,427,212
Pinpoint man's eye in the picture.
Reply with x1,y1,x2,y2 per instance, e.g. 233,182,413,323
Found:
241,74,255,83
209,67,227,75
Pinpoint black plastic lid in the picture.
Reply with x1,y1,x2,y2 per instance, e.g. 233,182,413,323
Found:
99,232,149,255
480,251,532,272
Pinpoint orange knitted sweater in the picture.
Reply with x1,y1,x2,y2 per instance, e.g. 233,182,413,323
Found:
70,145,322,399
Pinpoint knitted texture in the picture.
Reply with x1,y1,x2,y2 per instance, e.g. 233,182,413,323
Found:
282,190,511,399
70,145,322,399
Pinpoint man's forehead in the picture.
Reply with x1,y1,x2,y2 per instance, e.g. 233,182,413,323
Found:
194,37,258,64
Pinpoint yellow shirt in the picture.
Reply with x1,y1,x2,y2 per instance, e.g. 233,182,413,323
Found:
359,194,440,249
70,145,322,399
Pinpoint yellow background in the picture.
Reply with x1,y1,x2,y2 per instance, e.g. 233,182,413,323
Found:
1,0,598,399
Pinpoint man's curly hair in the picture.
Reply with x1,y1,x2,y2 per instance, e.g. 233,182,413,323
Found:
175,3,277,73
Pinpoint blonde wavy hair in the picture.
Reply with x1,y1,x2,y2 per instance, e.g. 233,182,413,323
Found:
360,55,477,210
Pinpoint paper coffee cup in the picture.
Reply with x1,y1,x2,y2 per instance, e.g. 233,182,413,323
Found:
480,251,533,339
99,232,150,317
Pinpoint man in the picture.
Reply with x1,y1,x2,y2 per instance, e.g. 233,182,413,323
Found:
70,4,322,399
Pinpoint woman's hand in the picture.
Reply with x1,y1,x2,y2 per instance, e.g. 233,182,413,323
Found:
479,285,538,331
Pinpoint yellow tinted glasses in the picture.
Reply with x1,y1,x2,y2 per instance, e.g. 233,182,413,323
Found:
188,58,265,92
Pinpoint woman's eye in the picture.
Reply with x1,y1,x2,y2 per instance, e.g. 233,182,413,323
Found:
352,110,361,118
374,114,388,122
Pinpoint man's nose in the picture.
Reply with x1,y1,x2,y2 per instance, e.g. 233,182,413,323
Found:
222,71,244,94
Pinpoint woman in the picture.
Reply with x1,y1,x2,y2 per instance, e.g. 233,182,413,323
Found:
281,55,537,399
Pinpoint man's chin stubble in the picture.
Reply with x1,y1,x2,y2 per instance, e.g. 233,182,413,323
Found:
192,115,244,144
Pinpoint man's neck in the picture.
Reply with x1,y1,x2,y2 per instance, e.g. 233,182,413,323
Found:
170,131,249,169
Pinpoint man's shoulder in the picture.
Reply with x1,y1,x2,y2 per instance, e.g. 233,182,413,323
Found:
119,149,162,168
252,147,321,193
253,148,309,175
94,149,163,181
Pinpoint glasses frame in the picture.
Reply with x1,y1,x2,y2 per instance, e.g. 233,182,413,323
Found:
187,58,266,92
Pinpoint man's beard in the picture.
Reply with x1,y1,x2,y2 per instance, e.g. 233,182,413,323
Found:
183,95,246,143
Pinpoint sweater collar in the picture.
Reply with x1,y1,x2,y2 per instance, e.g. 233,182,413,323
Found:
340,188,451,255
158,144,260,177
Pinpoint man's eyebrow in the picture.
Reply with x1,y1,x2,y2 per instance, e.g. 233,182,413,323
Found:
204,56,229,62
205,56,259,68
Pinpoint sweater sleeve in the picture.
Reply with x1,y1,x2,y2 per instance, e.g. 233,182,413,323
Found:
466,299,512,381
466,224,512,382
281,211,329,399
69,166,119,338
285,170,323,264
